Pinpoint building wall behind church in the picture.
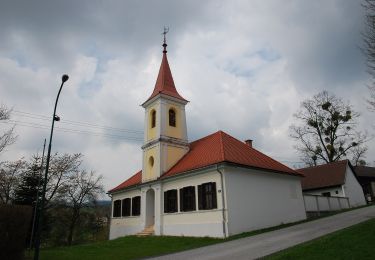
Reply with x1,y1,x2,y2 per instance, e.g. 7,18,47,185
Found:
224,167,306,236
344,165,366,207
109,189,142,240
304,186,345,197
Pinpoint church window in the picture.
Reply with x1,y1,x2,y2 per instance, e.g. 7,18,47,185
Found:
151,110,156,128
149,156,154,167
164,189,178,213
132,196,141,216
122,198,131,217
113,200,121,217
169,109,176,127
198,182,217,210
180,186,196,212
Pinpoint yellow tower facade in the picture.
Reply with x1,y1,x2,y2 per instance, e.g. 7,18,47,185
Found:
141,43,189,182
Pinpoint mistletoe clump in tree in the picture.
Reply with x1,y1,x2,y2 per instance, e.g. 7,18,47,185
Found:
290,91,367,166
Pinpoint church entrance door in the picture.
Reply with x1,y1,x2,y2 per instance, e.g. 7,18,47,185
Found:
145,189,155,227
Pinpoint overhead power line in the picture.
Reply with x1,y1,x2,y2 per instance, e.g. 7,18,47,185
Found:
12,110,144,135
0,120,143,142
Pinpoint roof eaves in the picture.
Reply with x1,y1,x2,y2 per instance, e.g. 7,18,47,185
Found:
223,161,303,177
303,184,343,192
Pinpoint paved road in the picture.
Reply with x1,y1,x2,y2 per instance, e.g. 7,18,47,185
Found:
149,206,375,260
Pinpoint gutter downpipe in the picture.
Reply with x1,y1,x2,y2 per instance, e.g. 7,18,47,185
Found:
108,193,113,240
216,164,227,238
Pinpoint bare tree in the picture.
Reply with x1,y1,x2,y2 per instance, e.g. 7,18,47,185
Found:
61,170,104,245
0,105,17,154
0,159,27,204
351,145,368,166
43,153,83,209
363,1,375,111
290,91,368,166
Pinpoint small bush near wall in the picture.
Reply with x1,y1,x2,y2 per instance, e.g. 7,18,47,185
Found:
0,204,32,260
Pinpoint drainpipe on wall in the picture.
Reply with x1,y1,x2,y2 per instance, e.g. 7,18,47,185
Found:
107,193,113,240
216,165,227,238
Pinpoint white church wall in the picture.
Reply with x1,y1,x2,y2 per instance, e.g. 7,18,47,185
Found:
224,167,306,236
109,189,143,240
161,170,225,238
344,166,366,207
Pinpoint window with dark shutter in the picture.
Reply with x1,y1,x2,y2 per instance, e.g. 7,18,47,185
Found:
198,182,217,210
151,110,156,128
132,196,141,216
164,189,178,213
113,200,121,217
169,109,176,127
180,186,196,212
122,198,131,217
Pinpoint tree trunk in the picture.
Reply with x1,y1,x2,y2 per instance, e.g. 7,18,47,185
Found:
67,210,79,245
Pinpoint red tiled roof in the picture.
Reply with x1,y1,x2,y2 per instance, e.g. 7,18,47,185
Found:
108,170,142,193
298,160,348,190
109,131,301,193
162,131,300,178
143,52,187,104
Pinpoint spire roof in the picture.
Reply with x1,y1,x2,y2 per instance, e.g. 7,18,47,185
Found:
143,42,187,105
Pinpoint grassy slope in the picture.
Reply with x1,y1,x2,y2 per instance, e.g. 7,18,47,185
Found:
39,221,310,260
40,206,374,260
41,236,221,260
266,218,375,260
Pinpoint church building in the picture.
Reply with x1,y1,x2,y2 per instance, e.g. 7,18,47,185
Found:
108,38,306,239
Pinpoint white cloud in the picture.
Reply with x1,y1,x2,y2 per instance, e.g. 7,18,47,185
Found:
1,0,374,195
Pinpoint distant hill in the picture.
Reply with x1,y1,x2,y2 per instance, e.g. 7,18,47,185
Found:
96,200,111,206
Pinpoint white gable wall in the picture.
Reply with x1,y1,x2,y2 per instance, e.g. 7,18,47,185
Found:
344,165,366,207
224,167,306,236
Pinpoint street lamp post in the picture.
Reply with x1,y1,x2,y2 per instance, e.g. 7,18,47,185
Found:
34,74,69,260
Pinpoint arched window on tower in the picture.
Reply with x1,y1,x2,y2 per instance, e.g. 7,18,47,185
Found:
151,110,156,128
169,109,176,127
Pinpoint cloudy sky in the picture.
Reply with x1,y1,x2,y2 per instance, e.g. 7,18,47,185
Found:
0,0,373,195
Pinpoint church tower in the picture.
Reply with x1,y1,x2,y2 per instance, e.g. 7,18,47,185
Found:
141,35,189,182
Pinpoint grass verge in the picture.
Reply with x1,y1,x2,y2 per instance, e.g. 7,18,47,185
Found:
265,218,375,260
39,236,221,260
38,204,374,260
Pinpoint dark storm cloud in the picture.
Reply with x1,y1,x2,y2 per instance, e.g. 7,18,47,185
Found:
0,0,213,70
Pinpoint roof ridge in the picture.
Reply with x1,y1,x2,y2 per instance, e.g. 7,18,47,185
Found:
297,159,348,171
216,130,297,174
218,131,226,161
189,130,222,145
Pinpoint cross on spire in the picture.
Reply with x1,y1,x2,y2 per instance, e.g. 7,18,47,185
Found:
162,26,169,53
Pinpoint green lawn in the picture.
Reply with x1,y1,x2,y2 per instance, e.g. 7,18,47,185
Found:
39,235,221,260
37,221,309,260
266,218,375,260
37,205,374,260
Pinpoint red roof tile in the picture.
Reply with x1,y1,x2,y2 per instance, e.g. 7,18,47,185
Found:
298,160,348,190
108,170,142,193
143,52,187,104
109,131,302,193
163,131,300,178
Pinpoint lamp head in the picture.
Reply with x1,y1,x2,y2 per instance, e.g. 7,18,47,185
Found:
62,74,69,83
